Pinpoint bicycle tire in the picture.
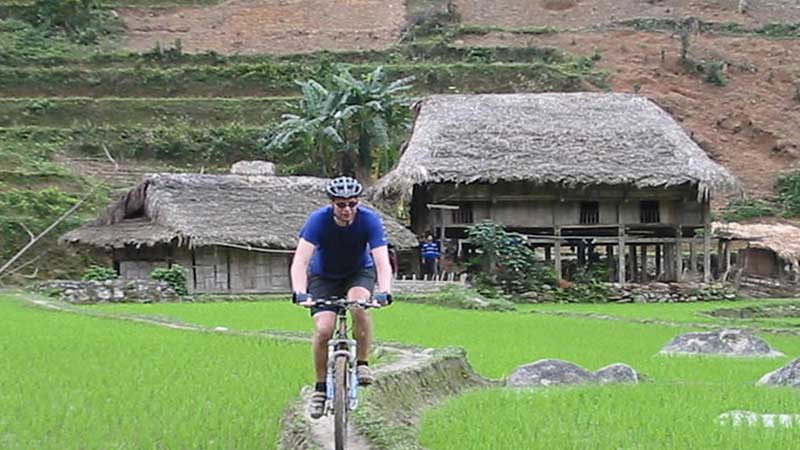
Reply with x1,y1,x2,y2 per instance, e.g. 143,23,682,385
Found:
334,355,349,450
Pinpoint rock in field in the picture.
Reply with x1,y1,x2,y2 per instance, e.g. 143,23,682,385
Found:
719,410,800,428
594,363,640,384
507,359,640,388
658,329,783,357
757,357,800,388
507,359,594,387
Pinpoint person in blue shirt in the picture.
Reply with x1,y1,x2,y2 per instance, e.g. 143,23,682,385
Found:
420,234,441,277
290,176,393,419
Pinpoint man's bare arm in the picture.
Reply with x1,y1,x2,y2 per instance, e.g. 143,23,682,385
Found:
290,238,316,293
371,245,392,294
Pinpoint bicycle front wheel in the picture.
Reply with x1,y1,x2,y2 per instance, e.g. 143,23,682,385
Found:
334,355,349,450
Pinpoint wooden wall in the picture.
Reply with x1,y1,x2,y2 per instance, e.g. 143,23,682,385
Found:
115,244,292,294
412,182,704,234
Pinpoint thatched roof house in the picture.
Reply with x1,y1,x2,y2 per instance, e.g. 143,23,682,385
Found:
62,173,417,293
714,222,800,279
371,93,739,202
714,222,800,264
370,93,741,285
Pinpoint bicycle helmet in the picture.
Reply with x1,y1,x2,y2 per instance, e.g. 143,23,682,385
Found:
325,176,363,199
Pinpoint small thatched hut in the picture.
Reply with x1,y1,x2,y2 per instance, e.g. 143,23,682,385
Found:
61,172,417,293
714,222,800,281
370,93,740,284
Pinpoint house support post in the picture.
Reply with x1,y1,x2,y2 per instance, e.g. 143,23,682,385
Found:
631,245,639,282
704,225,712,282
689,240,697,275
655,245,662,280
675,226,683,282
664,243,674,281
702,200,711,283
640,245,648,282
606,245,615,282
618,226,626,285
554,227,562,281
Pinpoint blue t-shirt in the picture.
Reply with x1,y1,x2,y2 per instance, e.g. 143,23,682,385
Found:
420,241,440,260
299,205,388,279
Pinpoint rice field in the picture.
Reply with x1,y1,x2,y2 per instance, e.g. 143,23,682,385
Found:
6,293,800,449
0,293,310,450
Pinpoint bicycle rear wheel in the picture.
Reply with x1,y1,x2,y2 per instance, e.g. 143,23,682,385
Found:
334,355,349,450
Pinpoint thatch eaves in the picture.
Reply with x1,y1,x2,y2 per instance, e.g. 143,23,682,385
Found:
60,174,418,250
713,222,800,264
370,93,741,203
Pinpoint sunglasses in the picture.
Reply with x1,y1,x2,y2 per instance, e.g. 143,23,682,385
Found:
334,200,359,209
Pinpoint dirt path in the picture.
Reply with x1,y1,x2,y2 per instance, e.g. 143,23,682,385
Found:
119,0,407,55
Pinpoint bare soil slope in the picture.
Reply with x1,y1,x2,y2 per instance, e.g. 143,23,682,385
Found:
120,0,406,54
117,0,800,199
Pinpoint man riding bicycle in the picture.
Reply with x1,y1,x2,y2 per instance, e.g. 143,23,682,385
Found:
290,176,393,419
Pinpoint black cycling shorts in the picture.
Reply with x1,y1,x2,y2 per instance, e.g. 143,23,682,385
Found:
308,268,376,316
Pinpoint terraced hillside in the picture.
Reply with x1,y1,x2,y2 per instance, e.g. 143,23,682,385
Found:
1,0,799,282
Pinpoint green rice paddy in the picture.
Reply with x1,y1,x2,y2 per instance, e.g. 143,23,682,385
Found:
4,293,800,449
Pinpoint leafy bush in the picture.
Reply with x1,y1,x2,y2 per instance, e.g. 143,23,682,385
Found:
720,199,778,222
0,187,83,261
401,284,515,311
776,171,800,217
25,0,121,44
467,222,556,295
553,280,612,304
704,61,727,86
150,265,188,296
82,265,117,281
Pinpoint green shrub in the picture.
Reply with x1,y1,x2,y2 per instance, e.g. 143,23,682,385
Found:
467,222,556,295
82,264,117,281
704,61,727,86
401,285,515,311
553,280,612,303
776,171,800,217
720,199,778,222
150,265,188,296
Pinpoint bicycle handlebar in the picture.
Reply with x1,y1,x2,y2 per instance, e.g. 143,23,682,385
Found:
293,295,390,309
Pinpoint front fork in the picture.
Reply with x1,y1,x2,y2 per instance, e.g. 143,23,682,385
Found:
325,337,359,414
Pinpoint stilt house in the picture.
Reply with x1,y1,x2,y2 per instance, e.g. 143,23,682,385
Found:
370,93,741,283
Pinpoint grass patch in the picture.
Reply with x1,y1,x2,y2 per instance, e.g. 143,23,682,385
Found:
20,295,800,449
0,61,604,97
0,293,310,450
0,97,293,127
616,18,800,39
1,40,565,68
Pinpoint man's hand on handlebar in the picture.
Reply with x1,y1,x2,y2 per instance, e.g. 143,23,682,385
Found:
292,292,392,308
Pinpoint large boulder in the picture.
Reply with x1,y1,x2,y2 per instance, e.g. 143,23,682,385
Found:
757,357,800,388
658,329,784,357
507,359,640,388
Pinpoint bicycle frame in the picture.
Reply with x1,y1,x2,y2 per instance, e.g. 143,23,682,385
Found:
325,305,360,414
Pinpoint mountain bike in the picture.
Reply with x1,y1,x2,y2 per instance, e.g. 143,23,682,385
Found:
297,296,387,450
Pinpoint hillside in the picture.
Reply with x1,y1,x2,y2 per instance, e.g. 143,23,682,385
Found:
1,0,799,281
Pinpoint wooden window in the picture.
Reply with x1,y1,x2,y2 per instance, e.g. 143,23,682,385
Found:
452,203,474,224
640,201,660,223
580,201,599,225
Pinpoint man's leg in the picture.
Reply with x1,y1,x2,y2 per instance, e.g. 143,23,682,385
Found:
312,311,336,383
348,286,373,363
308,310,336,419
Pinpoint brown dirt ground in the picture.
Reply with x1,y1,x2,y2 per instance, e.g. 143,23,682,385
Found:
116,0,800,200
119,0,406,54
